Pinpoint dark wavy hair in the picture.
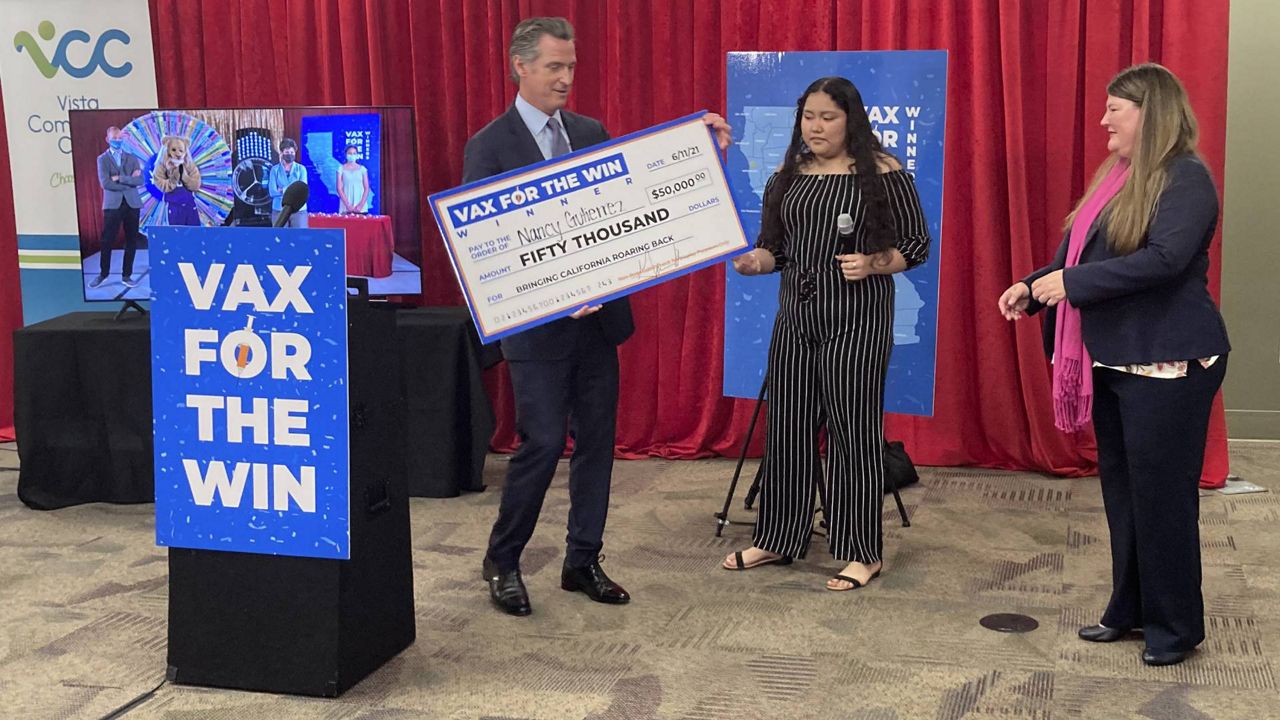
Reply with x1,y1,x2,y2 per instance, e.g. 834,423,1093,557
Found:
759,76,899,255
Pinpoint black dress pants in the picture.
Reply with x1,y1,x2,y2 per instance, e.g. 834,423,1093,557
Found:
99,204,140,278
486,325,619,571
1093,357,1227,652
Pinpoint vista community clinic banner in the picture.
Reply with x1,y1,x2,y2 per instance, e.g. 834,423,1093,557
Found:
0,0,158,324
724,51,947,416
149,226,351,559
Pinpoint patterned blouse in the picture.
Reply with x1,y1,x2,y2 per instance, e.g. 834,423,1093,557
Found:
1095,357,1220,379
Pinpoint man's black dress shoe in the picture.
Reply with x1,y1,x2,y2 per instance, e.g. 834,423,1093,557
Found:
483,556,531,616
561,558,630,604
1142,647,1191,666
1078,624,1130,643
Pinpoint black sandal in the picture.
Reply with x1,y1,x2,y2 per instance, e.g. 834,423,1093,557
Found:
724,550,793,571
827,569,881,591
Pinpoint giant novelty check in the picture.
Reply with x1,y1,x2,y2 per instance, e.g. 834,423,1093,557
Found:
430,112,750,343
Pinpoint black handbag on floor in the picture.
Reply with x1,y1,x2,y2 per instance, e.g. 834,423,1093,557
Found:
884,440,919,493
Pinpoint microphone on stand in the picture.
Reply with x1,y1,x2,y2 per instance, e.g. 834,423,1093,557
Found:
837,212,856,254
273,181,310,227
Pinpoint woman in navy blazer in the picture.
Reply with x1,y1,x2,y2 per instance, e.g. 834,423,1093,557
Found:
998,64,1229,667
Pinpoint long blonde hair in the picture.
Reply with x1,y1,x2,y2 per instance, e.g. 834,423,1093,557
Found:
1064,63,1200,254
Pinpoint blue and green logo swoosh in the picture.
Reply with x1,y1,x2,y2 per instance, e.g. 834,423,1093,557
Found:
14,20,133,79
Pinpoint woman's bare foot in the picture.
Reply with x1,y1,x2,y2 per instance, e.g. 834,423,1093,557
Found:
722,546,785,570
826,560,883,590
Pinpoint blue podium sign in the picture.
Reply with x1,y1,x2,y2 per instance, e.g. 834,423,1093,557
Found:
150,226,351,559
724,51,947,416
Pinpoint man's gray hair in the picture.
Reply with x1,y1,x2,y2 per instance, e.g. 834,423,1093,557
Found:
509,16,574,83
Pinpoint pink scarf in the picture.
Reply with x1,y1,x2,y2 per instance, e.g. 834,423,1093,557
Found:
1053,159,1130,433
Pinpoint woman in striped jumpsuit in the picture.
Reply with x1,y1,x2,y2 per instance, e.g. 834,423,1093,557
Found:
722,76,931,590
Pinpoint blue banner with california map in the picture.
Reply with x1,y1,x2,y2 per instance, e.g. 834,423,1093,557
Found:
299,113,381,214
723,51,947,416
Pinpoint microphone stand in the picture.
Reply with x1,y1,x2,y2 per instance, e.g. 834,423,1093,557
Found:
713,374,912,546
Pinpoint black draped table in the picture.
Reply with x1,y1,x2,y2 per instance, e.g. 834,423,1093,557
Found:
396,307,500,497
14,312,154,509
14,308,499,509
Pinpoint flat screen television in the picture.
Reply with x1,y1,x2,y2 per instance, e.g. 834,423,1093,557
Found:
68,106,422,302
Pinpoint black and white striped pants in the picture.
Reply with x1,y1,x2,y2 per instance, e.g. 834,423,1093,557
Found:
752,317,890,563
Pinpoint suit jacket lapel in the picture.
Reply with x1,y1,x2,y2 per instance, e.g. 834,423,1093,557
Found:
504,105,547,167
1082,213,1107,256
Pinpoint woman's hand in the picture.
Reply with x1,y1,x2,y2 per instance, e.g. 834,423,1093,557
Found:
732,249,773,275
835,253,875,282
997,282,1032,320
569,305,601,319
1030,270,1068,307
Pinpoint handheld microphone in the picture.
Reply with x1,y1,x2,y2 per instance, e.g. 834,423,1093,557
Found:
837,212,856,254
273,181,310,227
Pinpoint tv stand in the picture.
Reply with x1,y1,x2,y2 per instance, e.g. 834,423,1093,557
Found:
114,300,148,321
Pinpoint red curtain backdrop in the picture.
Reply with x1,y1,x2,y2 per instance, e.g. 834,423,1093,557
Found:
0,84,23,440
0,1,1230,478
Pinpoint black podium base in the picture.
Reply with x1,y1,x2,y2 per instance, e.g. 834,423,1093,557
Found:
166,541,414,696
166,295,414,697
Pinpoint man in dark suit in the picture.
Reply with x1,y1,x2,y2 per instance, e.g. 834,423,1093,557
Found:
92,126,145,289
464,17,730,616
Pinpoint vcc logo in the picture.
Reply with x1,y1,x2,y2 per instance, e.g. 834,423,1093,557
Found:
13,20,133,79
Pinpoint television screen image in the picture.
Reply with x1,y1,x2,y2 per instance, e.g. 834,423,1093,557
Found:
68,106,422,302
299,112,381,214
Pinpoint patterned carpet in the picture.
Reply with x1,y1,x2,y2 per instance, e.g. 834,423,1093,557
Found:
1,440,1278,719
